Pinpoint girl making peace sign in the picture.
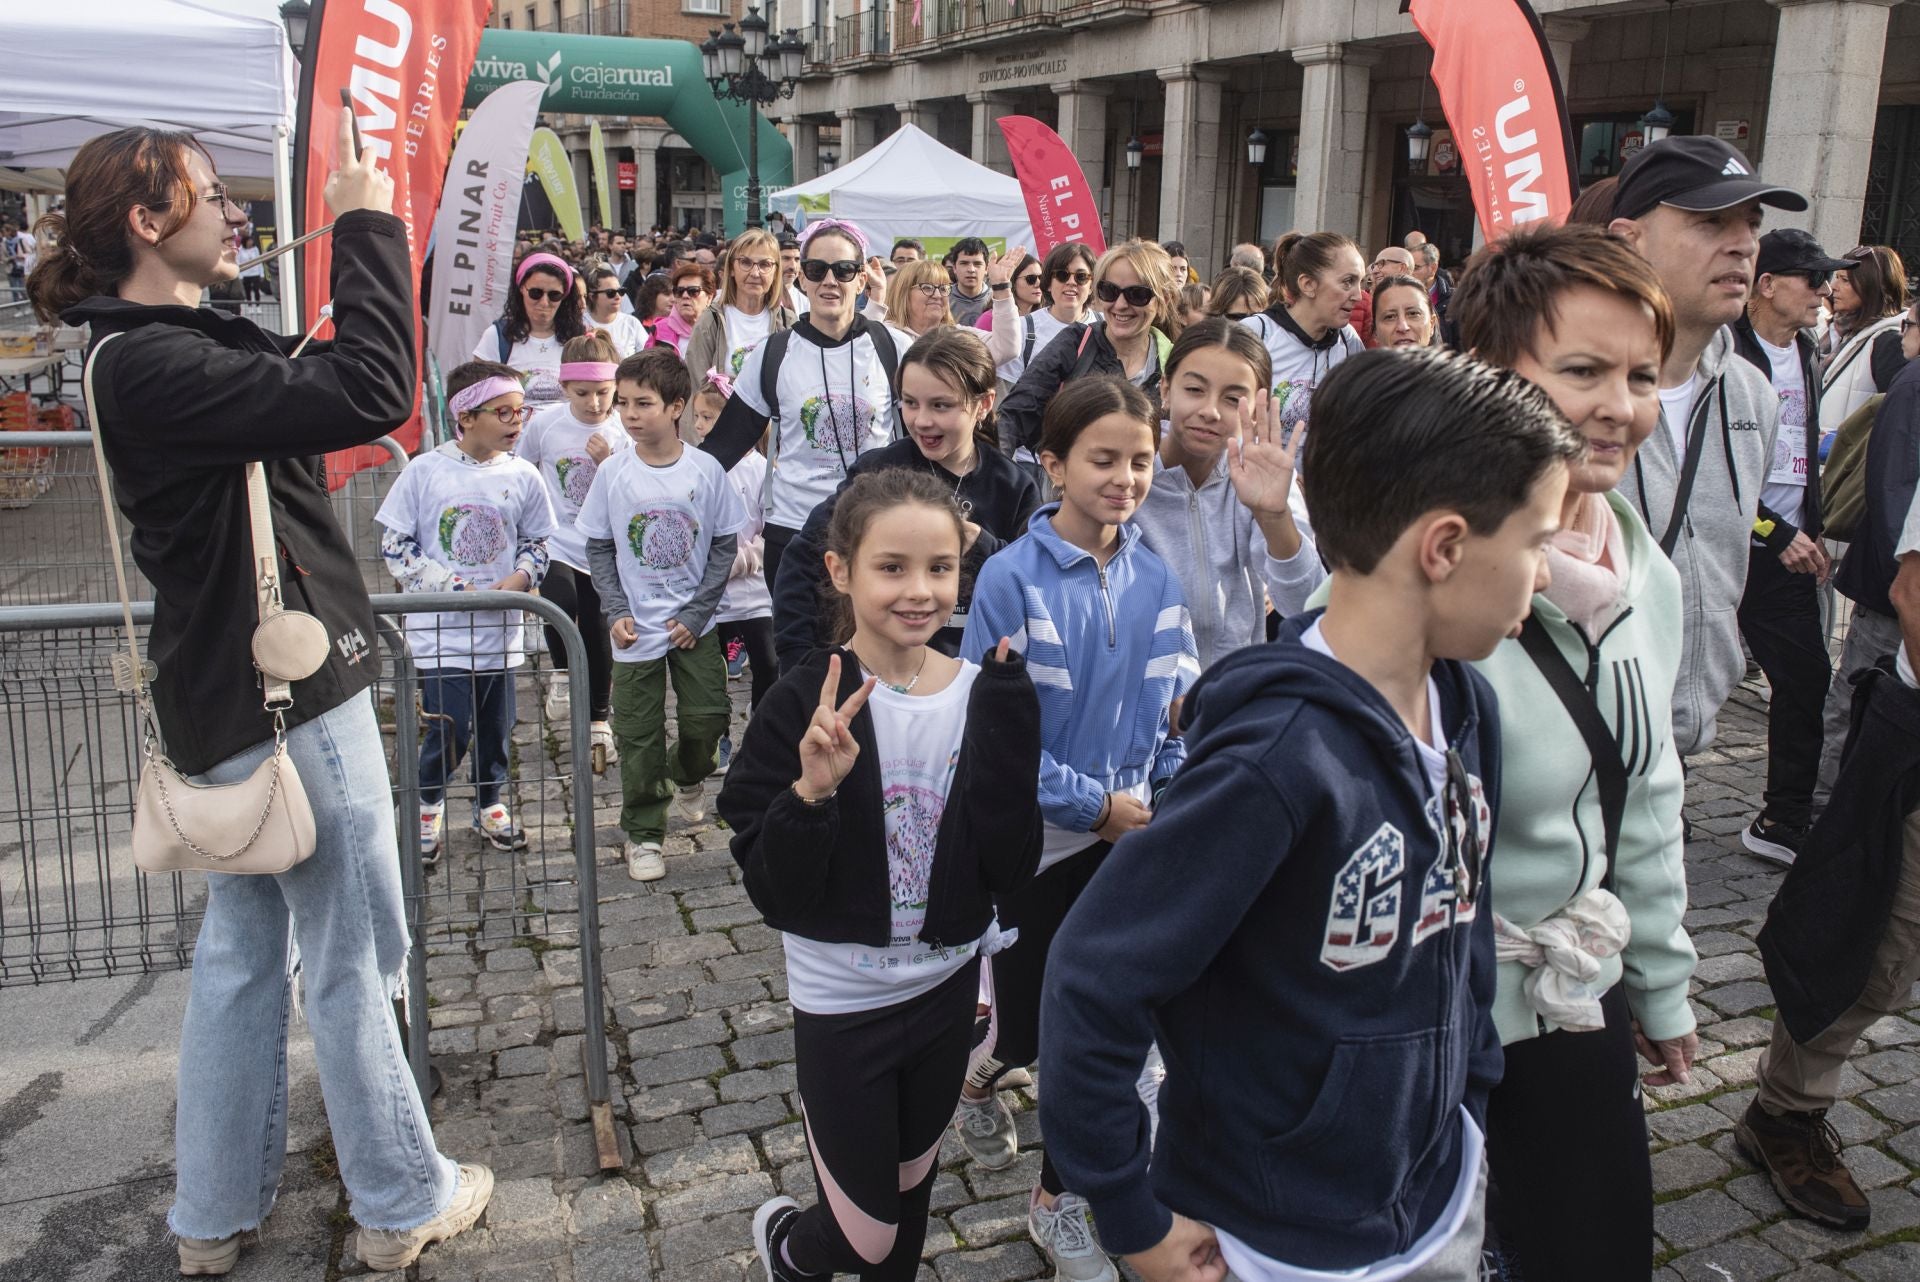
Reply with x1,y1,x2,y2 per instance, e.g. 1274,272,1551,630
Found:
718,469,1043,1282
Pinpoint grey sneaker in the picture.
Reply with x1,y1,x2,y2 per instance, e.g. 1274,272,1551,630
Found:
357,1162,494,1272
672,783,707,824
177,1233,241,1276
954,1091,1018,1169
1029,1190,1117,1282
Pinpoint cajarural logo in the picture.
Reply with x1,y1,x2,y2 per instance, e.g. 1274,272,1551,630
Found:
470,52,673,99
534,51,565,99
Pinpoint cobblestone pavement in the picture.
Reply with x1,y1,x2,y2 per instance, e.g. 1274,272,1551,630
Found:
340,668,1920,1282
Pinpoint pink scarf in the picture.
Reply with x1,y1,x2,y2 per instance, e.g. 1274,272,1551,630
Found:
1543,492,1626,637
651,309,695,357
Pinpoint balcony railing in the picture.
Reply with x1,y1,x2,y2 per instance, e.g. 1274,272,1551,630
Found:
558,3,629,34
894,0,1063,48
834,7,891,60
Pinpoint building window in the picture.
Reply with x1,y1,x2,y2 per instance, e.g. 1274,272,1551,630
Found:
685,0,727,14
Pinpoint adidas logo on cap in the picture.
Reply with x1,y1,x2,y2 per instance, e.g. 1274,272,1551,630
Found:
1722,157,1751,176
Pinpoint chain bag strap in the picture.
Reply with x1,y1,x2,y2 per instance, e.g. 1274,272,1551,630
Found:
83,332,317,875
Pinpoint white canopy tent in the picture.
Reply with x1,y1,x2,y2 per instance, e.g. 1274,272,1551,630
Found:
766,125,1034,252
0,0,300,324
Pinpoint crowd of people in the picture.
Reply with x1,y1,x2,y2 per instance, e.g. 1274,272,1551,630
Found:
22,117,1920,1282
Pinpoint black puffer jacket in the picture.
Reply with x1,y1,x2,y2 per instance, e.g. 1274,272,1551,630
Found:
998,318,1169,455
64,209,416,774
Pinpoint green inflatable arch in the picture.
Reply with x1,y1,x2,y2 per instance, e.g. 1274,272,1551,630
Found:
465,30,793,236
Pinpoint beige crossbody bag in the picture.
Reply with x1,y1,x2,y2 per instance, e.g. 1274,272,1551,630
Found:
84,331,327,874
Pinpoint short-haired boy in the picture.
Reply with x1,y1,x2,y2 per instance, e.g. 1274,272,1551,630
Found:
578,348,748,883
377,360,556,858
1038,348,1583,1281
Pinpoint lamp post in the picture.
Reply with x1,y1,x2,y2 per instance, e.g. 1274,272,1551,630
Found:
279,0,311,59
702,6,804,228
1641,0,1678,144
1406,119,1432,168
1247,129,1269,167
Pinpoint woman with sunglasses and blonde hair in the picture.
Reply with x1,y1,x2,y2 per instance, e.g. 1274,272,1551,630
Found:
681,227,796,434
997,239,1180,461
476,250,589,405
886,258,957,336
583,265,649,357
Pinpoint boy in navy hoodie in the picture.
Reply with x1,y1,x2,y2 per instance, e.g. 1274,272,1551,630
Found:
1038,347,1583,1282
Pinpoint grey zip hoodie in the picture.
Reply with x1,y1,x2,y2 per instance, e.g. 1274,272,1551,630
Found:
1131,453,1326,669
1614,325,1779,755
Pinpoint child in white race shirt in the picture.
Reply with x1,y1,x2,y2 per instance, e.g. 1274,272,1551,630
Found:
578,348,749,883
377,360,556,859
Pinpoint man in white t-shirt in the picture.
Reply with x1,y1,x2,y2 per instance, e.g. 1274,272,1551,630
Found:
1730,228,1851,864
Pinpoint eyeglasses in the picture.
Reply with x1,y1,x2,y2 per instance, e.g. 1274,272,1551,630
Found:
468,403,534,425
671,284,708,298
1096,280,1156,308
1052,269,1092,286
522,287,567,303
910,283,945,300
591,287,623,299
150,183,241,213
1017,273,1043,287
800,258,862,283
1782,270,1833,289
735,257,777,273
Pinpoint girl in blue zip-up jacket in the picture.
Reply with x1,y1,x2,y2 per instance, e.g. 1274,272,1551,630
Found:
956,375,1198,1280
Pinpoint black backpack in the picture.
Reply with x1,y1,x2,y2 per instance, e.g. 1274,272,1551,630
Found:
756,316,901,426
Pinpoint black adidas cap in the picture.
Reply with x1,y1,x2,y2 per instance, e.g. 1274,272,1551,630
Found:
1612,136,1808,221
1756,228,1852,278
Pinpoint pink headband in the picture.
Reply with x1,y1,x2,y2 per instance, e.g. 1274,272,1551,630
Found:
799,217,870,259
516,252,575,288
449,375,524,416
560,361,618,382
703,368,735,399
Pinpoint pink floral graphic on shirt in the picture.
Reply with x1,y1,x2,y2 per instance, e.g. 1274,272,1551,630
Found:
627,508,700,569
553,454,598,509
436,502,509,567
799,392,877,457
884,781,947,943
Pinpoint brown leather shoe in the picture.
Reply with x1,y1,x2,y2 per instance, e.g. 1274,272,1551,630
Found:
1735,1101,1871,1230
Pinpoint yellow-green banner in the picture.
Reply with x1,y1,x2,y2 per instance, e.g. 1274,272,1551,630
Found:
528,126,585,243
589,120,613,230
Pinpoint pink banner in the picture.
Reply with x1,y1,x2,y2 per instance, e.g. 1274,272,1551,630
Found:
996,115,1107,257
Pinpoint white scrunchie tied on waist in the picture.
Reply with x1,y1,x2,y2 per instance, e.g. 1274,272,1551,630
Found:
1493,888,1633,1032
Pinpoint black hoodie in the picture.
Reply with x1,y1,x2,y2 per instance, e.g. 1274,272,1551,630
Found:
64,210,415,774
1039,610,1503,1269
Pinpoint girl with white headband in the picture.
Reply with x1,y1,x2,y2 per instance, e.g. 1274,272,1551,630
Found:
699,217,916,616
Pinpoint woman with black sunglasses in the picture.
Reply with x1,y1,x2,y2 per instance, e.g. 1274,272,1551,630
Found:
474,250,587,405
983,242,1096,394
650,261,716,359
700,218,917,614
583,265,648,357
997,239,1180,463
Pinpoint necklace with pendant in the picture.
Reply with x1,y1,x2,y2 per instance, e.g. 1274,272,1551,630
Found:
853,646,927,694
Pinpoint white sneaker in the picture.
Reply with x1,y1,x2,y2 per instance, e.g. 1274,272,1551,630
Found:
998,1066,1034,1091
590,720,619,767
626,840,665,882
477,804,527,851
544,682,570,722
1029,1190,1117,1282
954,1091,1019,1169
671,783,707,825
419,803,445,862
358,1161,493,1272
177,1233,240,1276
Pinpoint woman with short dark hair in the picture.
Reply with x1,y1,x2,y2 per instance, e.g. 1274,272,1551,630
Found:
29,117,490,1277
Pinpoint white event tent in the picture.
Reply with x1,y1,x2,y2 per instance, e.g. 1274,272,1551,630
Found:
0,0,301,325
766,124,1035,252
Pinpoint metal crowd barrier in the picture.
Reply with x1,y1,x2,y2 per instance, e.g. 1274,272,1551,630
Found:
0,590,622,1168
0,432,409,607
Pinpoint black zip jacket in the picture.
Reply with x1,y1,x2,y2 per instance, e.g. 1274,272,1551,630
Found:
1760,660,1920,1042
1835,360,1920,618
999,319,1161,455
64,209,416,774
717,646,1043,946
1733,312,1825,546
769,439,1043,670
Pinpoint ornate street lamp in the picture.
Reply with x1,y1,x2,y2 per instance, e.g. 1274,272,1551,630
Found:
701,7,804,227
279,0,311,59
1406,119,1433,167
1641,0,1678,144
1247,128,1269,167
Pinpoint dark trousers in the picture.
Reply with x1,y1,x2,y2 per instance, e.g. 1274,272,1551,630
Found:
718,616,777,712
787,961,980,1281
540,561,613,721
1485,984,1651,1281
762,522,800,640
968,839,1112,1196
418,668,514,809
1737,546,1833,828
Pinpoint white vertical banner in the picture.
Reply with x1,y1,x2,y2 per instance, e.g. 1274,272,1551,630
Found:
428,80,547,381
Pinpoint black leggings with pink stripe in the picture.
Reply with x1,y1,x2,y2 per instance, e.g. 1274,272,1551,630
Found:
786,958,980,1281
